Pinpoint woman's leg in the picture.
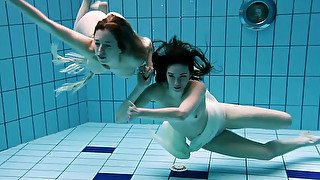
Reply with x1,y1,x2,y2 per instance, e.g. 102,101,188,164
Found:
220,103,292,129
74,0,91,29
203,130,320,160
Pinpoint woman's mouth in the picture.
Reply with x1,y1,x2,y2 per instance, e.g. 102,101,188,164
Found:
97,55,106,59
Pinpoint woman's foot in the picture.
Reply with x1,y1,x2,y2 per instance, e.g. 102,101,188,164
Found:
299,131,320,145
90,1,108,13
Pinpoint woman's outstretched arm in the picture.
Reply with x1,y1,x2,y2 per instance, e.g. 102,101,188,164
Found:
128,81,207,122
115,70,153,123
8,0,93,57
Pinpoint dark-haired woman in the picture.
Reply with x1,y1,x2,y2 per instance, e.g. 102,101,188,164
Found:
117,36,320,160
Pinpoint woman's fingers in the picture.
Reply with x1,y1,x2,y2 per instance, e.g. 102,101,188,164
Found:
127,100,134,106
138,65,154,81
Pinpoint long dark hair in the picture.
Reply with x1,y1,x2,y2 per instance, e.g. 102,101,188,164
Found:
152,36,212,82
94,14,147,60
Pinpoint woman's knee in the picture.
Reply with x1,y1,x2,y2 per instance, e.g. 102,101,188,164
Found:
263,141,283,160
260,150,275,160
281,112,292,127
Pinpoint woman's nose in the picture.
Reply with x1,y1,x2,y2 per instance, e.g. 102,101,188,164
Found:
174,78,180,85
98,45,105,54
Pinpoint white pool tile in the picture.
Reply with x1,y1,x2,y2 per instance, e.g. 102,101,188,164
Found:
32,163,69,171
22,170,62,179
57,171,96,180
64,164,101,173
0,161,35,170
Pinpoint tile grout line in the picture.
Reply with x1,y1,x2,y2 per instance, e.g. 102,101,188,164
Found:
93,123,133,177
18,126,77,179
54,123,109,179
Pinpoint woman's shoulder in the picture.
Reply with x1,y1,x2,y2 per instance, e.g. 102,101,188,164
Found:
189,80,206,89
139,82,164,101
186,80,207,95
144,82,167,95
147,82,166,91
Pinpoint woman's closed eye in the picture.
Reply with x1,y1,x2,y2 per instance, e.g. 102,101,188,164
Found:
95,42,111,48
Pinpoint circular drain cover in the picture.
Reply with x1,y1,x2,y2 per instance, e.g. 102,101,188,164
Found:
170,164,187,172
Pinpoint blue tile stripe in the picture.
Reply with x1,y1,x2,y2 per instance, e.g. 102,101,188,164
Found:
169,170,209,179
287,170,320,179
82,146,116,153
94,173,132,180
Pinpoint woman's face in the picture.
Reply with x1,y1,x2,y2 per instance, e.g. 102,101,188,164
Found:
166,64,191,93
94,29,121,65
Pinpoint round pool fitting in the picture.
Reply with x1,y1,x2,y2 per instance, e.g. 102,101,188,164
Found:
239,0,276,30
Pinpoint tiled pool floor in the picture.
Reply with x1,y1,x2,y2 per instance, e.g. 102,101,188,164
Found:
0,123,319,180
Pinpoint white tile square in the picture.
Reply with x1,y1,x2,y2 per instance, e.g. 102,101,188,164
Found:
208,172,246,180
108,153,143,161
58,171,97,180
104,159,139,168
91,136,122,143
248,175,288,180
0,168,28,177
141,154,175,163
22,170,61,179
53,145,85,152
113,147,145,155
286,163,320,172
99,165,136,174
0,154,12,164
247,167,287,177
209,164,246,174
118,138,152,149
15,149,48,157
22,144,55,151
46,151,79,158
138,161,172,169
88,141,119,147
210,158,246,167
135,167,171,177
77,152,111,159
176,156,210,165
131,175,167,180
247,159,285,169
0,162,35,170
71,158,106,166
144,149,172,157
58,139,89,146
7,156,43,163
39,157,74,164
65,164,101,173
32,163,69,171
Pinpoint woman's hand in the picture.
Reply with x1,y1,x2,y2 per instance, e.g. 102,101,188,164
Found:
137,65,154,88
127,100,140,120
115,100,131,123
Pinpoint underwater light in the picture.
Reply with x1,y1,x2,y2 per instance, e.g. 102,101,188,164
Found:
239,0,276,30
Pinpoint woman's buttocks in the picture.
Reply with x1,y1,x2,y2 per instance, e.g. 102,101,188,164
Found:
74,11,107,37
170,111,208,140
